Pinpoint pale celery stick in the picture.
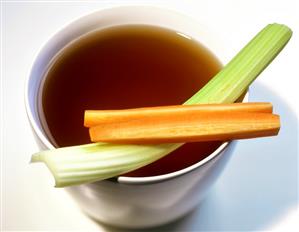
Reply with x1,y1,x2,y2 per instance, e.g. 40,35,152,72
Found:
31,23,292,187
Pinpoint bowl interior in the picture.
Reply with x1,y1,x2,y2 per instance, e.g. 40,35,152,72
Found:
25,6,240,185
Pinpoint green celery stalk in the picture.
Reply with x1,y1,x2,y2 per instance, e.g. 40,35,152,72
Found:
31,23,292,187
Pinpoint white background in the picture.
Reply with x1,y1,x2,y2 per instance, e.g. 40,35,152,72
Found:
1,0,298,231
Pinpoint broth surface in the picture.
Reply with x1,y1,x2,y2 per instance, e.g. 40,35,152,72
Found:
41,25,223,176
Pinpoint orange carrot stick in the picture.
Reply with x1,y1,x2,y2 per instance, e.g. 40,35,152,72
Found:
84,102,273,127
89,112,280,144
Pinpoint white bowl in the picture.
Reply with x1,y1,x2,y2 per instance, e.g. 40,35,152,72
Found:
25,6,247,229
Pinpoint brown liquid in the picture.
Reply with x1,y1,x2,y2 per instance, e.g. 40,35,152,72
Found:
41,25,223,177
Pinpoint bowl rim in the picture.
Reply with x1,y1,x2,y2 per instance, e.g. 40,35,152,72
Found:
24,5,247,186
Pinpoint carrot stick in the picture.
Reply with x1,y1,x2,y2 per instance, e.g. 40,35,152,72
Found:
84,102,273,127
89,112,280,144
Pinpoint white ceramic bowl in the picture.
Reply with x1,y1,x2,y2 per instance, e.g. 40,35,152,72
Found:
25,6,247,229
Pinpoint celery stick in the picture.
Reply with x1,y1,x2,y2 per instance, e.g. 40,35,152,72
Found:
31,23,292,187
185,23,292,104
